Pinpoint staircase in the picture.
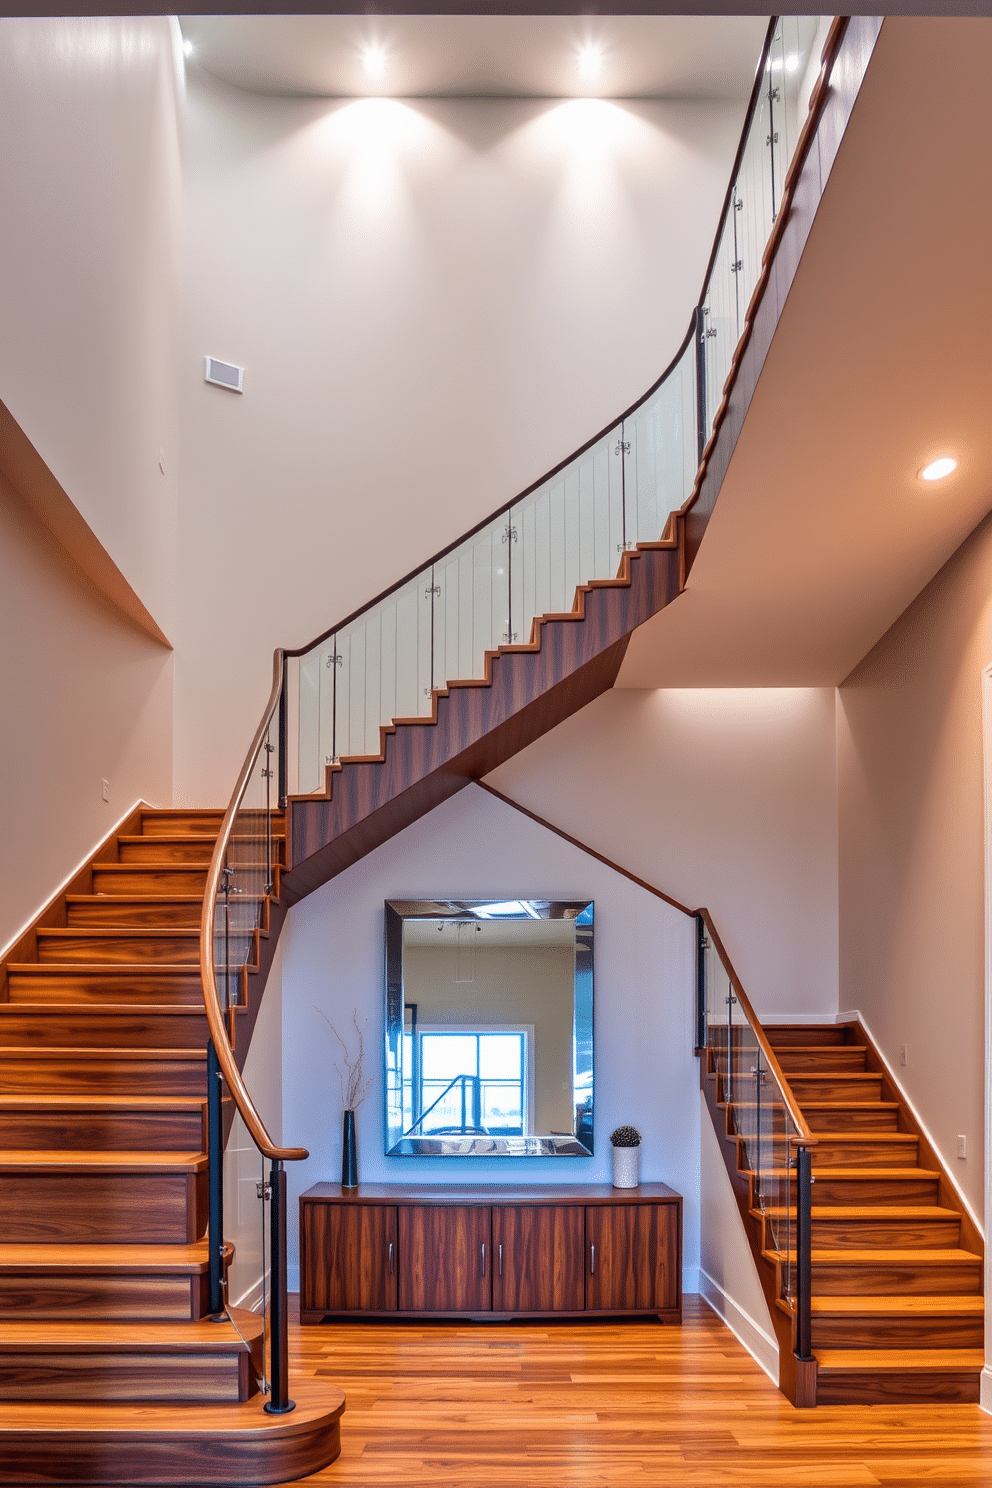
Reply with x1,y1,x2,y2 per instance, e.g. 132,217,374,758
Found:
0,806,343,1484
703,1020,984,1406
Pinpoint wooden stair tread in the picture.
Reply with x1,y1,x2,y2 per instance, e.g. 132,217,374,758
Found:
0,1311,261,1350
0,1003,207,1015
807,1131,917,1142
756,1166,940,1181
0,1094,206,1108
765,1204,961,1220
0,1370,344,1433
816,1348,985,1372
0,1046,206,1060
809,1295,984,1314
783,1247,982,1263
6,964,207,978
0,1151,206,1173
0,1241,221,1272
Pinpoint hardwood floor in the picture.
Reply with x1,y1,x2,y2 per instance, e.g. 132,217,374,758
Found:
254,1295,992,1488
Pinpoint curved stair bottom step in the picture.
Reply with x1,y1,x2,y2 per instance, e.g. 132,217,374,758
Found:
814,1348,984,1405
0,1374,344,1484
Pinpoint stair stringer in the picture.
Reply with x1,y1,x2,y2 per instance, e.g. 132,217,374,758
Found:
284,534,682,903
699,1050,815,1408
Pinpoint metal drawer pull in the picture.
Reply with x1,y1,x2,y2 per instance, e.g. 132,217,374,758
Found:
498,1243,503,1277
590,1243,596,1275
388,1241,394,1275
481,1242,486,1277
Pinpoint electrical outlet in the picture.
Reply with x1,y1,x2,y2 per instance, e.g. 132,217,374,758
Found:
899,1044,907,1066
101,778,110,803
957,1134,967,1160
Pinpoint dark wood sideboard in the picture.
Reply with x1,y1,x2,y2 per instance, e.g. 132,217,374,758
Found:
299,1182,682,1324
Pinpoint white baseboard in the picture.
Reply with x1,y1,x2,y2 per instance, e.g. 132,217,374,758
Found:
697,1268,779,1386
760,1011,844,1025
981,1367,992,1416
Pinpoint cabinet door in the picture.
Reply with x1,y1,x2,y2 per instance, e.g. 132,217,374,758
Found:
492,1205,584,1313
585,1203,678,1312
301,1203,398,1312
398,1205,492,1312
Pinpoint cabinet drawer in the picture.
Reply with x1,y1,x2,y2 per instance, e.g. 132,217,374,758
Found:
301,1202,397,1312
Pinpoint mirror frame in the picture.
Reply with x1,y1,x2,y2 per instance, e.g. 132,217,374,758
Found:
384,899,594,1158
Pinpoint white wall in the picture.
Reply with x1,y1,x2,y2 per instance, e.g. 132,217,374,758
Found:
175,74,749,803
0,479,173,952
487,686,840,1018
278,783,698,1292
0,17,183,641
838,508,992,1225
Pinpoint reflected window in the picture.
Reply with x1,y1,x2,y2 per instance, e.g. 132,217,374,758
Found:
408,1030,526,1137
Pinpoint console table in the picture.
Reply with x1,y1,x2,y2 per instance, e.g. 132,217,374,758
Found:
299,1182,682,1323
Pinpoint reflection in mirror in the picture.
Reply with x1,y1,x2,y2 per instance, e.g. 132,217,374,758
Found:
385,900,594,1157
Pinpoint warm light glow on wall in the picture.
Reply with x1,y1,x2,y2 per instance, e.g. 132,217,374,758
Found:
314,98,441,216
577,44,604,83
361,44,387,83
919,456,958,482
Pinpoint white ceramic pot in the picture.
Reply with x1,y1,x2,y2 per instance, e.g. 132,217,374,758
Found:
612,1144,640,1189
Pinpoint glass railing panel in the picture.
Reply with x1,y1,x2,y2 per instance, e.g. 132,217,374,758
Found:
626,344,697,547
222,1108,271,1394
334,572,433,760
735,87,777,314
433,511,511,685
701,205,739,438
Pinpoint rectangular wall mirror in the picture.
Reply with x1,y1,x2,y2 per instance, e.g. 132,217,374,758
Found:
385,899,594,1157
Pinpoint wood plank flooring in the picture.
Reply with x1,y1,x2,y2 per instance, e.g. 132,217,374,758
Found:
233,1295,992,1488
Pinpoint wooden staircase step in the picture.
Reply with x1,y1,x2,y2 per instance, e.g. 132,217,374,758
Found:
764,1205,963,1250
116,836,222,866
772,1246,984,1296
0,1005,215,1050
803,1133,920,1167
5,964,206,1007
65,896,205,928
806,1294,984,1349
786,1072,886,1102
0,1095,208,1151
35,929,201,965
0,1241,227,1322
0,1312,262,1403
760,1167,940,1206
0,1046,207,1096
773,1045,869,1073
763,1024,850,1047
797,1100,901,1131
91,864,210,896
0,1153,208,1245
138,810,225,837
0,1374,345,1484
814,1347,984,1405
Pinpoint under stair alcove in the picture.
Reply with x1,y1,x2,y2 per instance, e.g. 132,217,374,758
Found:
10,14,983,1484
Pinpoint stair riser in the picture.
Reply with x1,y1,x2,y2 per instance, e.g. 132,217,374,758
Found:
6,972,204,1006
774,1052,868,1073
812,1261,983,1295
66,902,202,929
91,867,209,895
0,1353,250,1402
118,841,216,866
1,1109,206,1151
806,1141,919,1167
35,934,200,965
789,1078,885,1102
811,1315,984,1349
808,1218,961,1250
0,1275,204,1322
808,1177,939,1205
0,1059,206,1097
139,813,225,837
0,1012,209,1050
801,1105,899,1131
0,1174,207,1245
815,1370,981,1405
764,1027,849,1048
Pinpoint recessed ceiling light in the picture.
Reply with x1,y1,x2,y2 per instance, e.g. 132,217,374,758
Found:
577,45,604,82
920,456,958,482
362,45,387,81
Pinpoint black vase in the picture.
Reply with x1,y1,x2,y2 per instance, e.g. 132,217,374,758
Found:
341,1108,358,1188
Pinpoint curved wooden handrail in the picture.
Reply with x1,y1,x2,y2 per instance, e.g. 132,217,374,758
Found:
200,648,308,1163
698,908,816,1149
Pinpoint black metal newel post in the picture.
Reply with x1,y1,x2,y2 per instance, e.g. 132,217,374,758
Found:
794,1143,813,1360
264,1160,295,1414
206,1039,225,1318
694,913,706,1055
